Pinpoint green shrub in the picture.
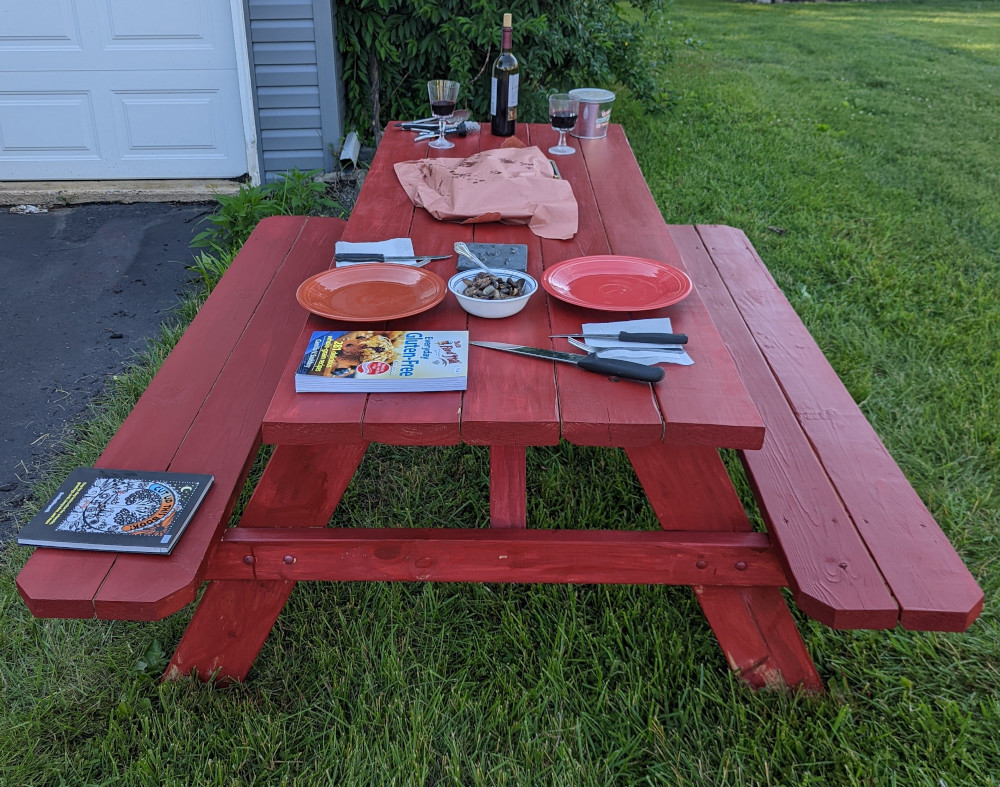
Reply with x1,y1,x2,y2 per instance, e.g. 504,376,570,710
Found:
189,168,343,288
337,0,669,142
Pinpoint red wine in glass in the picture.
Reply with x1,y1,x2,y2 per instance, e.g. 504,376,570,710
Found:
550,111,577,130
548,94,579,155
432,100,456,118
427,79,460,149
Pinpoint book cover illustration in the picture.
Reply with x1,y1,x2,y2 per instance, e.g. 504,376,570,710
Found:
295,329,468,392
17,468,213,554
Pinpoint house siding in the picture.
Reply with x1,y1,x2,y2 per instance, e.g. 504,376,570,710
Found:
247,0,342,182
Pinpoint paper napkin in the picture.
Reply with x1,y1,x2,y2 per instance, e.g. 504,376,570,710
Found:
334,237,416,266
579,317,693,366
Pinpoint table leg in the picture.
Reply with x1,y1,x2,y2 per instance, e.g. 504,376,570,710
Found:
239,443,369,527
165,442,368,683
626,443,747,531
627,443,823,691
695,586,823,691
163,579,296,684
489,445,527,529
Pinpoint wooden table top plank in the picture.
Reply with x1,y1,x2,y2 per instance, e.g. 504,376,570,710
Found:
91,217,344,620
264,130,427,445
697,224,983,630
454,126,561,446
358,130,479,446
526,126,666,447
261,312,370,445
341,125,419,244
581,128,765,450
672,224,900,629
16,215,312,618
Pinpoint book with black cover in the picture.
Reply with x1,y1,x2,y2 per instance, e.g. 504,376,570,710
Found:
295,329,468,392
16,467,213,554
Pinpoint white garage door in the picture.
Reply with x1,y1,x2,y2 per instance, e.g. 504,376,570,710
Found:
0,0,248,180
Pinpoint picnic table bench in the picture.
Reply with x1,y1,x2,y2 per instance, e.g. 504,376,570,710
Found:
16,215,347,620
16,123,982,692
675,224,983,634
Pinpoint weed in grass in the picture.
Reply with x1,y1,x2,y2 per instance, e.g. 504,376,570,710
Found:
189,247,237,292
190,183,281,255
191,168,345,267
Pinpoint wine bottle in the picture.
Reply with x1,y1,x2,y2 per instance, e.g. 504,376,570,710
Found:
490,13,519,137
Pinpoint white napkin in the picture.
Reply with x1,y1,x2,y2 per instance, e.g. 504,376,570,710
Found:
579,317,693,366
335,237,417,267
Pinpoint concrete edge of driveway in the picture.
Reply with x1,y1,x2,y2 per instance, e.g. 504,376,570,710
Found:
0,179,243,207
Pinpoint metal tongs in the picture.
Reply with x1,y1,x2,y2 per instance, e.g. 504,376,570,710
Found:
413,121,478,143
396,110,471,132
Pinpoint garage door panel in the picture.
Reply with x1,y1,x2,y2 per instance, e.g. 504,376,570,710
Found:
0,91,100,160
0,0,82,51
0,70,244,179
114,85,239,161
98,0,237,68
104,0,214,42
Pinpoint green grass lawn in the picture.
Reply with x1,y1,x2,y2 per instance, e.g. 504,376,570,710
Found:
3,1,999,784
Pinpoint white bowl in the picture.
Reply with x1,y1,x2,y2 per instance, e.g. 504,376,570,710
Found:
448,268,537,319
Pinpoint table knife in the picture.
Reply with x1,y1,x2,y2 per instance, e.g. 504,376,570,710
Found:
549,331,688,345
334,253,452,263
470,341,664,383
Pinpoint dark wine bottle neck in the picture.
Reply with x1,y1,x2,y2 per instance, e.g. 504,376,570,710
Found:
501,27,512,51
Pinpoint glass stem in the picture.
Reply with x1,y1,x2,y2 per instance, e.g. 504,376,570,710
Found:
439,118,446,144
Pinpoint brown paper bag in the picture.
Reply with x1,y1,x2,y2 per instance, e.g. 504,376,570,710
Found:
393,146,578,239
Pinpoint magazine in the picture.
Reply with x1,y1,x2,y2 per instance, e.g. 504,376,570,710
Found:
17,468,213,554
295,329,468,392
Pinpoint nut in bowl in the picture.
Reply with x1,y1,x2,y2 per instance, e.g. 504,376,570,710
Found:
448,268,537,319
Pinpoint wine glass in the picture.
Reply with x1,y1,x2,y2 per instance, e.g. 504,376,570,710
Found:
548,93,579,156
427,79,460,150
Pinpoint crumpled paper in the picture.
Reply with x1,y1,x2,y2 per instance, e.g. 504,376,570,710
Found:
393,146,578,240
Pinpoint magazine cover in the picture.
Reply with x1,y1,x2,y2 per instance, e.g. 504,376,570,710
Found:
295,329,468,392
17,468,213,554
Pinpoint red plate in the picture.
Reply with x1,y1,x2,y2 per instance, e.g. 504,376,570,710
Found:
542,255,693,311
296,265,447,322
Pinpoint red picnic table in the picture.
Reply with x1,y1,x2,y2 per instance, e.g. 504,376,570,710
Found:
17,122,982,691
172,121,798,685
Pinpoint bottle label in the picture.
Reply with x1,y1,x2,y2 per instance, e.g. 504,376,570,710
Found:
507,73,519,107
490,77,497,116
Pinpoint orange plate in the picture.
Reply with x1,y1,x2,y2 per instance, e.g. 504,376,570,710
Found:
542,255,693,311
296,265,447,322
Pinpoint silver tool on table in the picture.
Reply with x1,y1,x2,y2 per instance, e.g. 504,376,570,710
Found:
564,337,680,359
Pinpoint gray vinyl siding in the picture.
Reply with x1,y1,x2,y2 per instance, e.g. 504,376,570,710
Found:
246,0,343,183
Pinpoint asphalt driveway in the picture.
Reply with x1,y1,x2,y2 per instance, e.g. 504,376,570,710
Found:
0,202,210,544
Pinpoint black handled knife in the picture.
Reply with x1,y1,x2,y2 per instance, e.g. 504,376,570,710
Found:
335,253,452,263
470,341,665,383
549,331,688,345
